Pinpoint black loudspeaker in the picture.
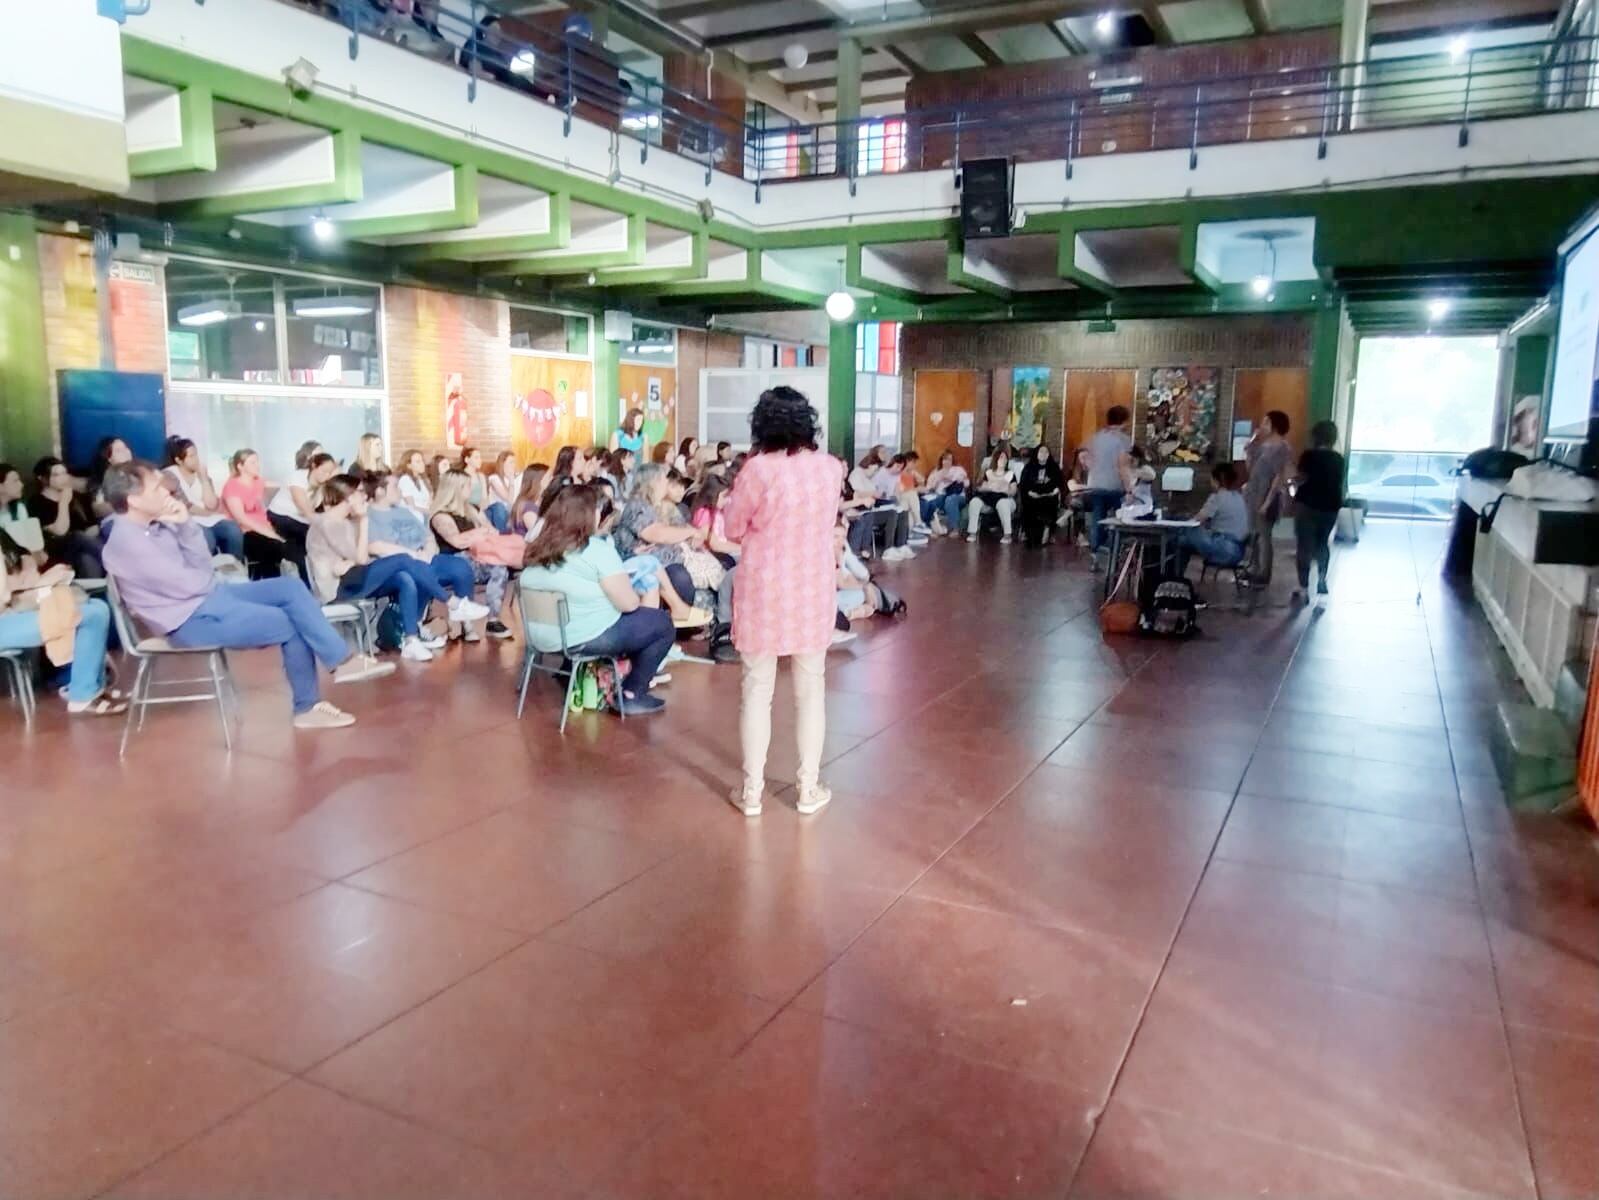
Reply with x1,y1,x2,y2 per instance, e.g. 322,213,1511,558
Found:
960,158,1012,240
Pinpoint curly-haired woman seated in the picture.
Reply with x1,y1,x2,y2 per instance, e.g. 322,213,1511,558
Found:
521,483,674,716
613,463,720,624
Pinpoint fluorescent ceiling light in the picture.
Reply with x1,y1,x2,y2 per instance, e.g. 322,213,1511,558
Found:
1095,11,1117,40
1250,274,1272,297
292,295,375,318
510,49,537,75
1448,35,1469,61
1428,298,1451,321
177,300,241,327
311,213,335,242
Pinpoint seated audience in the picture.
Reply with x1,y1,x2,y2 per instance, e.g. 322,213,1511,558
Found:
221,449,308,581
458,447,489,511
920,451,969,536
510,463,551,537
266,442,336,570
596,448,635,495
966,450,1017,544
102,461,389,729
0,463,45,560
484,451,518,533
429,470,514,641
362,469,490,636
397,449,433,513
1176,462,1249,573
426,453,451,496
1018,445,1065,548
845,455,913,561
308,474,450,663
354,433,387,474
673,436,699,477
28,456,104,578
88,436,134,518
599,492,711,627
610,408,648,458
162,436,244,560
0,541,124,717
521,483,674,716
833,519,903,625
649,442,672,465
715,441,733,468
614,465,722,617
690,474,740,567
1128,445,1157,509
691,443,723,481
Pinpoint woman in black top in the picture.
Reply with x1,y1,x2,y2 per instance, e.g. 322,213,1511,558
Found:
1018,445,1065,548
1293,420,1345,602
27,457,104,579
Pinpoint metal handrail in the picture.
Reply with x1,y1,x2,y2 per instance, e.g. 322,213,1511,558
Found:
280,7,1598,191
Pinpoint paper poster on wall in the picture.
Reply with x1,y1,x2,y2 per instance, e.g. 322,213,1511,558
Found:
957,410,974,447
620,363,677,448
1144,366,1219,465
1008,366,1050,449
510,355,594,464
444,373,468,449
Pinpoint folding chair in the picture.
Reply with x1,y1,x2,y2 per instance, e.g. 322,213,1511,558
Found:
0,647,35,727
321,597,385,659
515,588,625,734
1197,534,1255,609
105,575,237,757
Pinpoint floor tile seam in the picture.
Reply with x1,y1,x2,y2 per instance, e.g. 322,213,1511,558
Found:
1099,1094,1527,1200
1064,600,1322,1194
82,1075,300,1200
1420,584,1545,1199
1206,845,1483,905
1232,787,1467,827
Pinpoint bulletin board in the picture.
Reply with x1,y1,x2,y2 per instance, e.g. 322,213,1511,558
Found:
510,354,594,465
618,363,677,451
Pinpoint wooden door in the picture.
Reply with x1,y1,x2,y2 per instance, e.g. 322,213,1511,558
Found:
1062,368,1136,474
913,369,978,474
1232,367,1310,458
618,363,677,454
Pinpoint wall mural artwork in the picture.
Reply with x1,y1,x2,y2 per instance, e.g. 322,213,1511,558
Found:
1144,366,1219,465
1008,365,1050,449
510,354,594,466
619,363,677,450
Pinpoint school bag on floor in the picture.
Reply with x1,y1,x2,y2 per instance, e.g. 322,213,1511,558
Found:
1141,577,1200,638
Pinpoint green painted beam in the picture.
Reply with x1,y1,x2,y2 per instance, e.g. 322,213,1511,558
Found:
161,127,363,219
332,163,479,240
0,213,52,465
128,83,217,177
828,319,856,462
585,229,708,286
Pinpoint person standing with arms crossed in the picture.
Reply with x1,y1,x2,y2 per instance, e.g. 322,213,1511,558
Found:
722,387,844,819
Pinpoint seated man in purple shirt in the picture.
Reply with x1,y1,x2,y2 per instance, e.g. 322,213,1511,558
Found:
101,461,391,730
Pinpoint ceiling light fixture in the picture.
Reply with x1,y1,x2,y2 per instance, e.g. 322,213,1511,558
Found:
782,42,808,70
1428,297,1451,322
291,294,374,318
1095,11,1117,40
177,300,242,327
310,212,335,243
825,290,855,321
1448,35,1469,62
1250,233,1279,301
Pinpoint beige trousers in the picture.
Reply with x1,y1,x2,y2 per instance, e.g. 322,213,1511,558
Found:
740,651,827,793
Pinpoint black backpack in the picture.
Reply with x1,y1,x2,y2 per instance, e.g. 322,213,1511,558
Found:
1140,577,1199,638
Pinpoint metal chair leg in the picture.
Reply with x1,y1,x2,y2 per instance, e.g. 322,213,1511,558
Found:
516,649,537,719
119,657,151,758
559,663,577,734
208,652,233,751
611,656,626,722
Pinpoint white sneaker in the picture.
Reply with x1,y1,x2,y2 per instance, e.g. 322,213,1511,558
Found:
728,785,763,818
897,546,917,559
1000,536,1013,545
334,655,397,684
966,533,978,543
449,597,490,622
795,784,832,816
293,701,356,730
907,536,929,547
420,632,447,650
830,629,857,646
401,638,435,662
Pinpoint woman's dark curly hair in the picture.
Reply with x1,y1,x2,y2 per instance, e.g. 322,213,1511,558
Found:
749,386,820,455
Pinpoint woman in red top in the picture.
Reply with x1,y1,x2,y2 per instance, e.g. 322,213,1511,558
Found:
721,387,844,819
220,449,306,581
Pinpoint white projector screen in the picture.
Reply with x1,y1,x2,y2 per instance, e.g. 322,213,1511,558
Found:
1548,225,1599,440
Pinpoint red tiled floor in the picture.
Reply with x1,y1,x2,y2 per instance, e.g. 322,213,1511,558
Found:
3,521,1596,1200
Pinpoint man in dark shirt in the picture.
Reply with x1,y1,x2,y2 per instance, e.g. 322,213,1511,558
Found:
1293,420,1346,602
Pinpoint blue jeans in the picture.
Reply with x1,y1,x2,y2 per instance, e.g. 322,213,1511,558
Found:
338,554,447,637
1087,488,1124,553
484,502,511,534
920,491,964,530
1177,528,1244,573
170,578,350,714
200,519,245,560
428,553,476,600
572,607,674,699
0,596,111,703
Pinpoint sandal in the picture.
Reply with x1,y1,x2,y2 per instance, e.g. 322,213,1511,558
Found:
67,694,129,717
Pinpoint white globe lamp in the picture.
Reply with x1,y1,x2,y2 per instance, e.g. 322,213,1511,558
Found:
782,43,809,71
825,290,856,321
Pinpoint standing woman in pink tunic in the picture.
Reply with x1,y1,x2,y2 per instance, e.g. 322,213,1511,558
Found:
721,387,845,818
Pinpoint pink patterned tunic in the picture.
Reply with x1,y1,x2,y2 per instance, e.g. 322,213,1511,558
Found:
722,449,845,657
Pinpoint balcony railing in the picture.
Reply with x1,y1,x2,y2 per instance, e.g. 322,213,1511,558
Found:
251,9,1599,198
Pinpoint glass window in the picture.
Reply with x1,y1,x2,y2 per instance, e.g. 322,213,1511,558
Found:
165,261,280,384
511,307,590,354
281,278,383,387
165,390,382,485
621,321,675,364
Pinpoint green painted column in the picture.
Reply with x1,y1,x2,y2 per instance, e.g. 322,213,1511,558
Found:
1308,300,1343,428
0,214,52,465
828,320,856,463
835,37,862,177
593,332,619,450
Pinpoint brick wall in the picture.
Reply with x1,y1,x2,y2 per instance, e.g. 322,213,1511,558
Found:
905,30,1338,168
675,329,742,445
899,314,1312,457
385,285,513,459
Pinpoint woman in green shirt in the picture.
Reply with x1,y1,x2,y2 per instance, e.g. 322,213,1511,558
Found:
520,483,675,716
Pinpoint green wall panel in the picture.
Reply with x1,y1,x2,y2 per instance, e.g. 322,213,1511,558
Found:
0,214,51,466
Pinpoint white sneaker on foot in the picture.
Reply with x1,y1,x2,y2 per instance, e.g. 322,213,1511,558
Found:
795,784,832,816
728,785,763,818
401,638,435,662
449,597,490,622
334,655,397,684
420,632,447,650
1000,536,1013,545
293,701,356,730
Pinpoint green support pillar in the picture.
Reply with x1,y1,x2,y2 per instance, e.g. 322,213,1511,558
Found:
828,320,856,463
836,37,862,176
0,214,52,465
1308,299,1343,428
594,332,619,450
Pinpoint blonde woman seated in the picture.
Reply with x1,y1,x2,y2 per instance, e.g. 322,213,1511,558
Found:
428,470,513,641
307,474,452,663
362,470,490,636
353,433,387,474
966,449,1018,544
521,483,674,716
